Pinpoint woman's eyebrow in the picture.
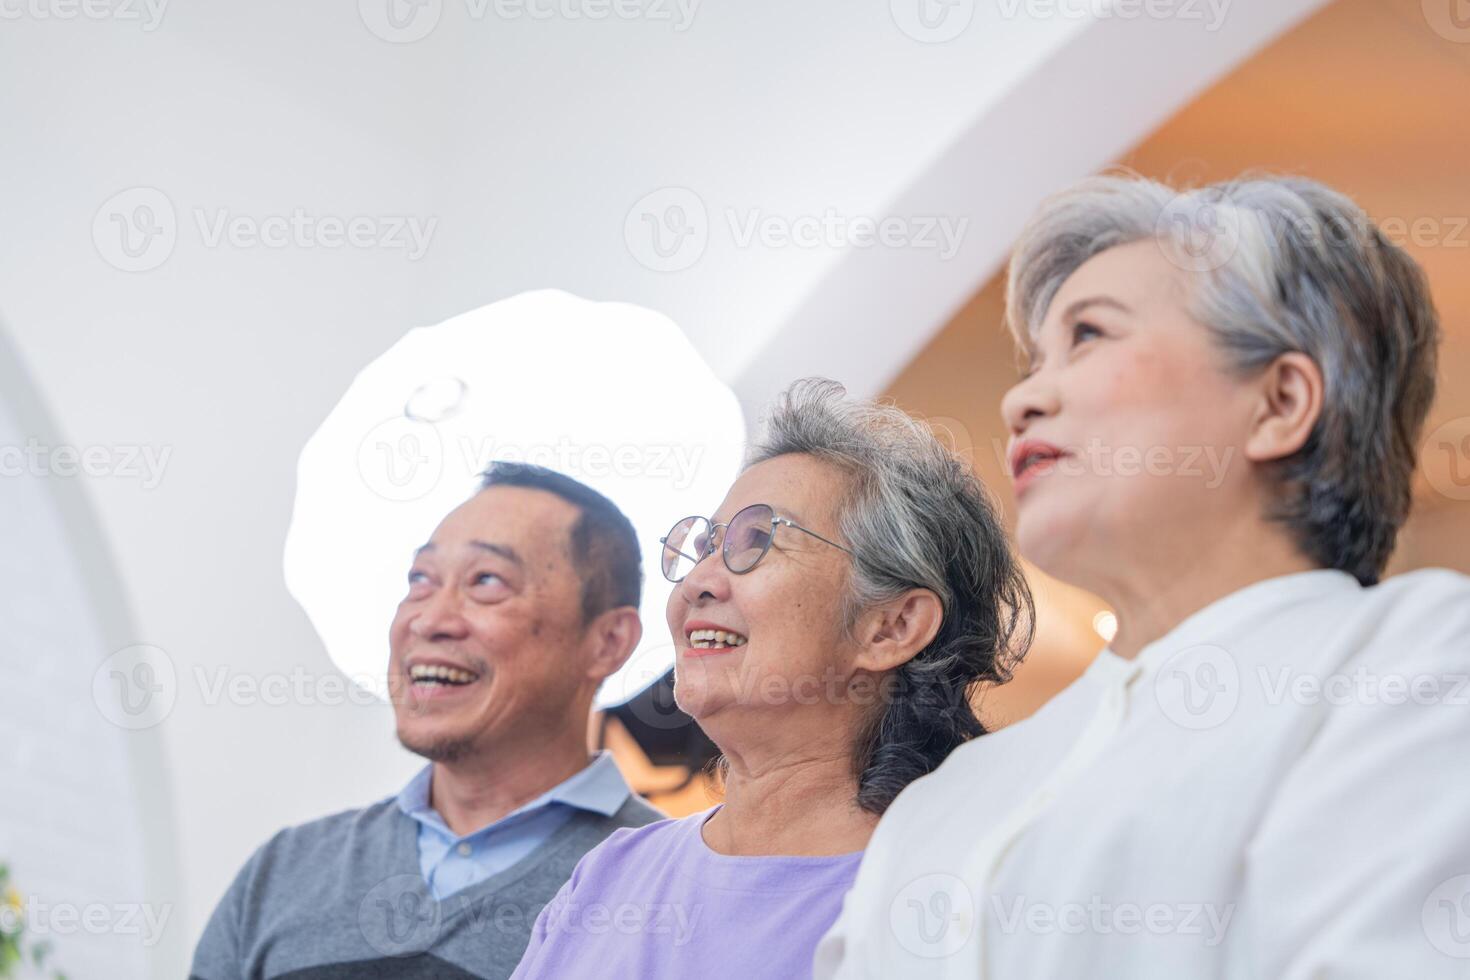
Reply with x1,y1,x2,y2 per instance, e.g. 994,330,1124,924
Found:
1059,295,1133,322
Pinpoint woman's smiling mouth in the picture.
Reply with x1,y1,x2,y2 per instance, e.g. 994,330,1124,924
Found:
683,624,749,656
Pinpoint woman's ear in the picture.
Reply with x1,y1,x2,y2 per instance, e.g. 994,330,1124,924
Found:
1244,351,1324,463
853,588,944,673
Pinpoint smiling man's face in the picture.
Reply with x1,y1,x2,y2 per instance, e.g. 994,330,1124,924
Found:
387,485,593,764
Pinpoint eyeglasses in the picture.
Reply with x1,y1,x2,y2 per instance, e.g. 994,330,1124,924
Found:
659,502,853,584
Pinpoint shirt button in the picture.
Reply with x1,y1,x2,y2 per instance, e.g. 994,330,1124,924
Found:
457,843,472,856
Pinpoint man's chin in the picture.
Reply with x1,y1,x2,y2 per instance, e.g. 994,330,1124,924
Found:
396,726,479,764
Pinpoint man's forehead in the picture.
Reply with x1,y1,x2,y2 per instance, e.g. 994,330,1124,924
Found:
428,485,578,557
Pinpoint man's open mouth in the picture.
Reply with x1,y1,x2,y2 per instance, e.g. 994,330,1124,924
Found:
408,663,480,687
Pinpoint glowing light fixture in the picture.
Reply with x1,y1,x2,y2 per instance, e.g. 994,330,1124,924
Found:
283,290,746,707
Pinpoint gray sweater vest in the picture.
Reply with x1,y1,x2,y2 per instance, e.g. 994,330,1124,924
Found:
190,795,662,979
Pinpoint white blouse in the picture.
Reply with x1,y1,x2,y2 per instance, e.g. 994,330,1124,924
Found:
814,568,1470,979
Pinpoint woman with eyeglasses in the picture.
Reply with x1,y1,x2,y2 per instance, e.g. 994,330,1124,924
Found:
509,378,1032,980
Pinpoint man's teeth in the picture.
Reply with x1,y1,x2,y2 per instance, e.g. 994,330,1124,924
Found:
688,629,748,649
408,664,478,685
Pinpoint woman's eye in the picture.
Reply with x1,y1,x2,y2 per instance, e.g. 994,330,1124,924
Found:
1072,321,1103,345
738,527,772,552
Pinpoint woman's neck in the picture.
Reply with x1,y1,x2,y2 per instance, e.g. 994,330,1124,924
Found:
702,735,876,857
1098,523,1320,659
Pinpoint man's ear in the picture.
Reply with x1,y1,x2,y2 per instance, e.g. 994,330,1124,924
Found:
1244,351,1324,463
583,606,643,683
852,588,944,674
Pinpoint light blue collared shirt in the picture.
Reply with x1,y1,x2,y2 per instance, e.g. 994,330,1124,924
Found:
395,750,633,900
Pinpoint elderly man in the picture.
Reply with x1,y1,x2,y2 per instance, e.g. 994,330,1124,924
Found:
191,462,663,979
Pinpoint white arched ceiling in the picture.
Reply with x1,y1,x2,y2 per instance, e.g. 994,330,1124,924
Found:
0,0,1327,959
733,1,1333,412
0,324,182,980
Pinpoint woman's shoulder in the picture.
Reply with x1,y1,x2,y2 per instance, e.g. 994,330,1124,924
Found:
570,806,713,874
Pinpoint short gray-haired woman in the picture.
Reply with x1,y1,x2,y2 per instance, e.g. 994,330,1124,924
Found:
816,173,1470,979
511,379,1032,980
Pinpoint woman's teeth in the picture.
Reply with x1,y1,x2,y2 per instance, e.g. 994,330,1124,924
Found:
688,629,747,649
408,664,478,685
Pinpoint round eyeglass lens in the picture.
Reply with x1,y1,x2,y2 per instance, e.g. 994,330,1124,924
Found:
661,515,711,582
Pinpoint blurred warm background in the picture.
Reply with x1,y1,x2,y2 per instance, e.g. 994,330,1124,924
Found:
628,0,1470,816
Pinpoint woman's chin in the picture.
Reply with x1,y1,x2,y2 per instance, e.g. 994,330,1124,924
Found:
1014,501,1085,578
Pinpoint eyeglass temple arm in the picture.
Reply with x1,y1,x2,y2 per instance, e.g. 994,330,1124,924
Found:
774,517,854,556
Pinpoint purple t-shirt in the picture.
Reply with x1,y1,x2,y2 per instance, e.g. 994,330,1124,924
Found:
510,805,862,979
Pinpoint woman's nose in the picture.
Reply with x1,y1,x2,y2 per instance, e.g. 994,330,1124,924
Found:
1001,367,1060,436
678,537,731,604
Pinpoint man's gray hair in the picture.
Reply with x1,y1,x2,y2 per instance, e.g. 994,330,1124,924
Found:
1005,172,1440,584
747,378,1032,815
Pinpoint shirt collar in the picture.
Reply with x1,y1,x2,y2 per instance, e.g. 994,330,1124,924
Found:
1092,568,1360,679
395,749,632,826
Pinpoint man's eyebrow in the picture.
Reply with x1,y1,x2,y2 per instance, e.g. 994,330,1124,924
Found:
1058,295,1133,322
469,540,523,565
410,541,523,565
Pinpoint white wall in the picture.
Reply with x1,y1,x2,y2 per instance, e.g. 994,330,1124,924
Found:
0,2,1326,975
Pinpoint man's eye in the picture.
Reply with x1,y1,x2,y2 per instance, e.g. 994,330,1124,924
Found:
472,572,503,587
407,570,428,584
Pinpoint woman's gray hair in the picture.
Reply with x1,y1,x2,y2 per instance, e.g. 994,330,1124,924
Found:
1006,172,1440,585
746,378,1033,815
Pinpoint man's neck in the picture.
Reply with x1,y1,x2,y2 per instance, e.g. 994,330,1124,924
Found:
428,733,594,838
